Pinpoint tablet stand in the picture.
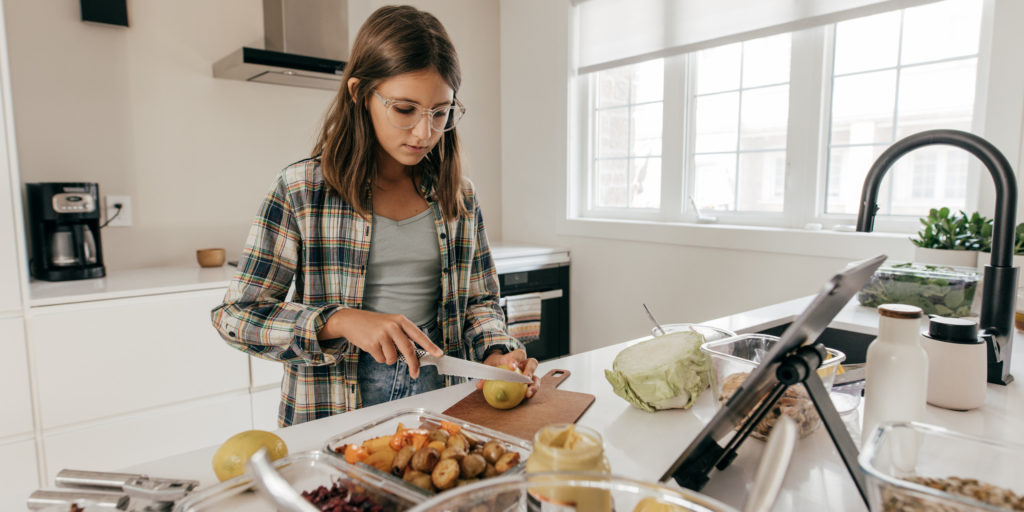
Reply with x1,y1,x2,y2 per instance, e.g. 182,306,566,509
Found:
713,342,868,505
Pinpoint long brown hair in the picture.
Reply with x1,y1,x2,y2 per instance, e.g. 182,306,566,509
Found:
313,5,468,220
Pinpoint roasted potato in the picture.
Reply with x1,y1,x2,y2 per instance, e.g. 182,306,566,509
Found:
481,441,506,465
362,447,397,473
483,463,499,479
494,452,521,474
440,447,466,462
403,470,425,483
408,473,435,492
411,446,441,473
456,478,480,487
428,429,450,445
427,440,448,453
461,429,482,448
460,453,486,478
391,445,415,475
431,459,460,490
447,432,470,453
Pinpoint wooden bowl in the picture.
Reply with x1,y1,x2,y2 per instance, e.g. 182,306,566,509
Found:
197,248,226,268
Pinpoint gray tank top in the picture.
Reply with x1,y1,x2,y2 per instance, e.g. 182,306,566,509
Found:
362,209,442,326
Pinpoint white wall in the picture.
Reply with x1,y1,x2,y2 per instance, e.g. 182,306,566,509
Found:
500,0,1024,354
7,0,501,271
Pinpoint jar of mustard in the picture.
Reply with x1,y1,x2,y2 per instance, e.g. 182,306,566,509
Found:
525,424,612,511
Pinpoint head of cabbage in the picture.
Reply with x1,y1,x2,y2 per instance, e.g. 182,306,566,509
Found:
604,331,711,412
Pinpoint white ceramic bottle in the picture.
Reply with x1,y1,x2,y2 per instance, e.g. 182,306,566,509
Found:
862,304,929,461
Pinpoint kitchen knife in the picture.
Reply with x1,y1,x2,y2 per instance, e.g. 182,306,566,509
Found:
400,349,534,384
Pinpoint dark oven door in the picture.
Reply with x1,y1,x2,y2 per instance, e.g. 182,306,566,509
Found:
498,266,569,362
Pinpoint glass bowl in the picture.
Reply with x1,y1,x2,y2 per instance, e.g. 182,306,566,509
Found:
406,471,740,512
652,323,737,342
173,451,421,511
860,422,1024,512
700,334,846,440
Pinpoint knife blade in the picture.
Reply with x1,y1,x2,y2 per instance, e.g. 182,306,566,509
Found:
400,349,534,384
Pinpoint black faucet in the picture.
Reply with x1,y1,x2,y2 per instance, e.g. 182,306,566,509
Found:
856,129,1019,385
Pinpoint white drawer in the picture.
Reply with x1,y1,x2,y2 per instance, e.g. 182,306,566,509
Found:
43,393,252,485
30,289,250,429
0,317,34,438
250,355,284,388
251,387,281,432
0,439,39,512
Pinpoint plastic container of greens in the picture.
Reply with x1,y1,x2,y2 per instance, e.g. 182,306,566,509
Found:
851,261,979,318
322,408,532,498
173,450,421,511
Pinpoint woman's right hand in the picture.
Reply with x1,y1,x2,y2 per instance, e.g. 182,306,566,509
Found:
318,309,444,378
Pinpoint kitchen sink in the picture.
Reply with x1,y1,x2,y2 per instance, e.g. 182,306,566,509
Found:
755,323,877,365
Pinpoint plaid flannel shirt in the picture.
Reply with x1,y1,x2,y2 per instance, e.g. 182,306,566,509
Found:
211,157,521,426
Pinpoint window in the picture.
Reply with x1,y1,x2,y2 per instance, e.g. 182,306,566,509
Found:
692,34,792,213
824,0,982,216
575,0,986,231
592,59,664,209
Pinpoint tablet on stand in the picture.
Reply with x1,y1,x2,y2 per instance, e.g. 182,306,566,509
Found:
659,254,887,507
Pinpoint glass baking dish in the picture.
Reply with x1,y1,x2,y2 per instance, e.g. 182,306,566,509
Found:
322,408,533,498
700,334,846,440
860,421,1024,512
173,450,421,511
405,471,739,512
851,260,980,318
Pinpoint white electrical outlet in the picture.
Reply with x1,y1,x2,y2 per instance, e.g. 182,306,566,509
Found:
104,196,133,227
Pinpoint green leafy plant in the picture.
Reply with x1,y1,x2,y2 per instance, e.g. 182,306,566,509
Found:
912,208,991,251
857,262,977,317
1017,223,1024,255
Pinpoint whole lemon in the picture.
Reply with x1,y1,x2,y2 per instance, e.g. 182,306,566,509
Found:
212,430,288,482
482,365,529,410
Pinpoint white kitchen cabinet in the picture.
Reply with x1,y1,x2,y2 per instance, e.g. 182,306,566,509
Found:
43,393,251,485
251,387,281,432
0,317,33,438
30,289,250,429
0,143,22,314
0,439,39,512
250,355,284,388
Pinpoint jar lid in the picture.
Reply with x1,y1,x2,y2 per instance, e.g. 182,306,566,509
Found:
927,316,979,343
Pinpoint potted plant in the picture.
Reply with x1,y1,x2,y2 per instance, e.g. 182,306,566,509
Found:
911,208,987,267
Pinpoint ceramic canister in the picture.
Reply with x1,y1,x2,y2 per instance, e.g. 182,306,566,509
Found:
921,316,986,411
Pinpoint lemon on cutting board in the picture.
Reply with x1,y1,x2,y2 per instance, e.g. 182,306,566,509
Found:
482,365,529,410
212,430,288,482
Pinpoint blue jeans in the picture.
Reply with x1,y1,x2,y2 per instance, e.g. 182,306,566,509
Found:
358,321,445,408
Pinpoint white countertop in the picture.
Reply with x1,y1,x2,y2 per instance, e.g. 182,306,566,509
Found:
28,242,569,307
111,295,1024,512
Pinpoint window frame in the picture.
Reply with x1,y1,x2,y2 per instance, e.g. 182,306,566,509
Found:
570,0,994,235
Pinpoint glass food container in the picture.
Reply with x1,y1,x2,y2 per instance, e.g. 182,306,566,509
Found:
322,408,532,498
852,261,980,318
406,472,740,512
525,424,612,511
701,334,846,440
651,323,738,342
860,422,1024,512
173,450,421,511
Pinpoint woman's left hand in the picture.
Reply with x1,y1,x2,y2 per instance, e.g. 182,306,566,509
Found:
478,348,541,398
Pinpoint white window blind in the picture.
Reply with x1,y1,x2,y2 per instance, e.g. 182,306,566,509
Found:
576,0,943,74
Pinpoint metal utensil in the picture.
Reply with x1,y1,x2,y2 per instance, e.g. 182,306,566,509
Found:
248,448,320,512
399,349,534,384
643,303,667,336
742,415,797,512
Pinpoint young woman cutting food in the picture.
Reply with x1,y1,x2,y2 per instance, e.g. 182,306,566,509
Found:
212,5,541,426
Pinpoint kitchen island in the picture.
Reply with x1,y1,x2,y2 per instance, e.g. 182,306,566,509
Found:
108,296,1023,512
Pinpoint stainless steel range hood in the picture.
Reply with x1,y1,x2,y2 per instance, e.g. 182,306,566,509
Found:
213,0,348,91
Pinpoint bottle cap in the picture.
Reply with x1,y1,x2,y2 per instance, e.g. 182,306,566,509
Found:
927,316,979,344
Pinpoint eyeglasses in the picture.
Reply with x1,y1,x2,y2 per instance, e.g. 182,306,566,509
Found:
373,90,466,133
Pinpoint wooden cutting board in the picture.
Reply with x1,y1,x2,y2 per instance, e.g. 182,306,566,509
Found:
443,369,595,441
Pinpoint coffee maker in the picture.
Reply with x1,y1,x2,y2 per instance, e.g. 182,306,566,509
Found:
26,183,106,281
